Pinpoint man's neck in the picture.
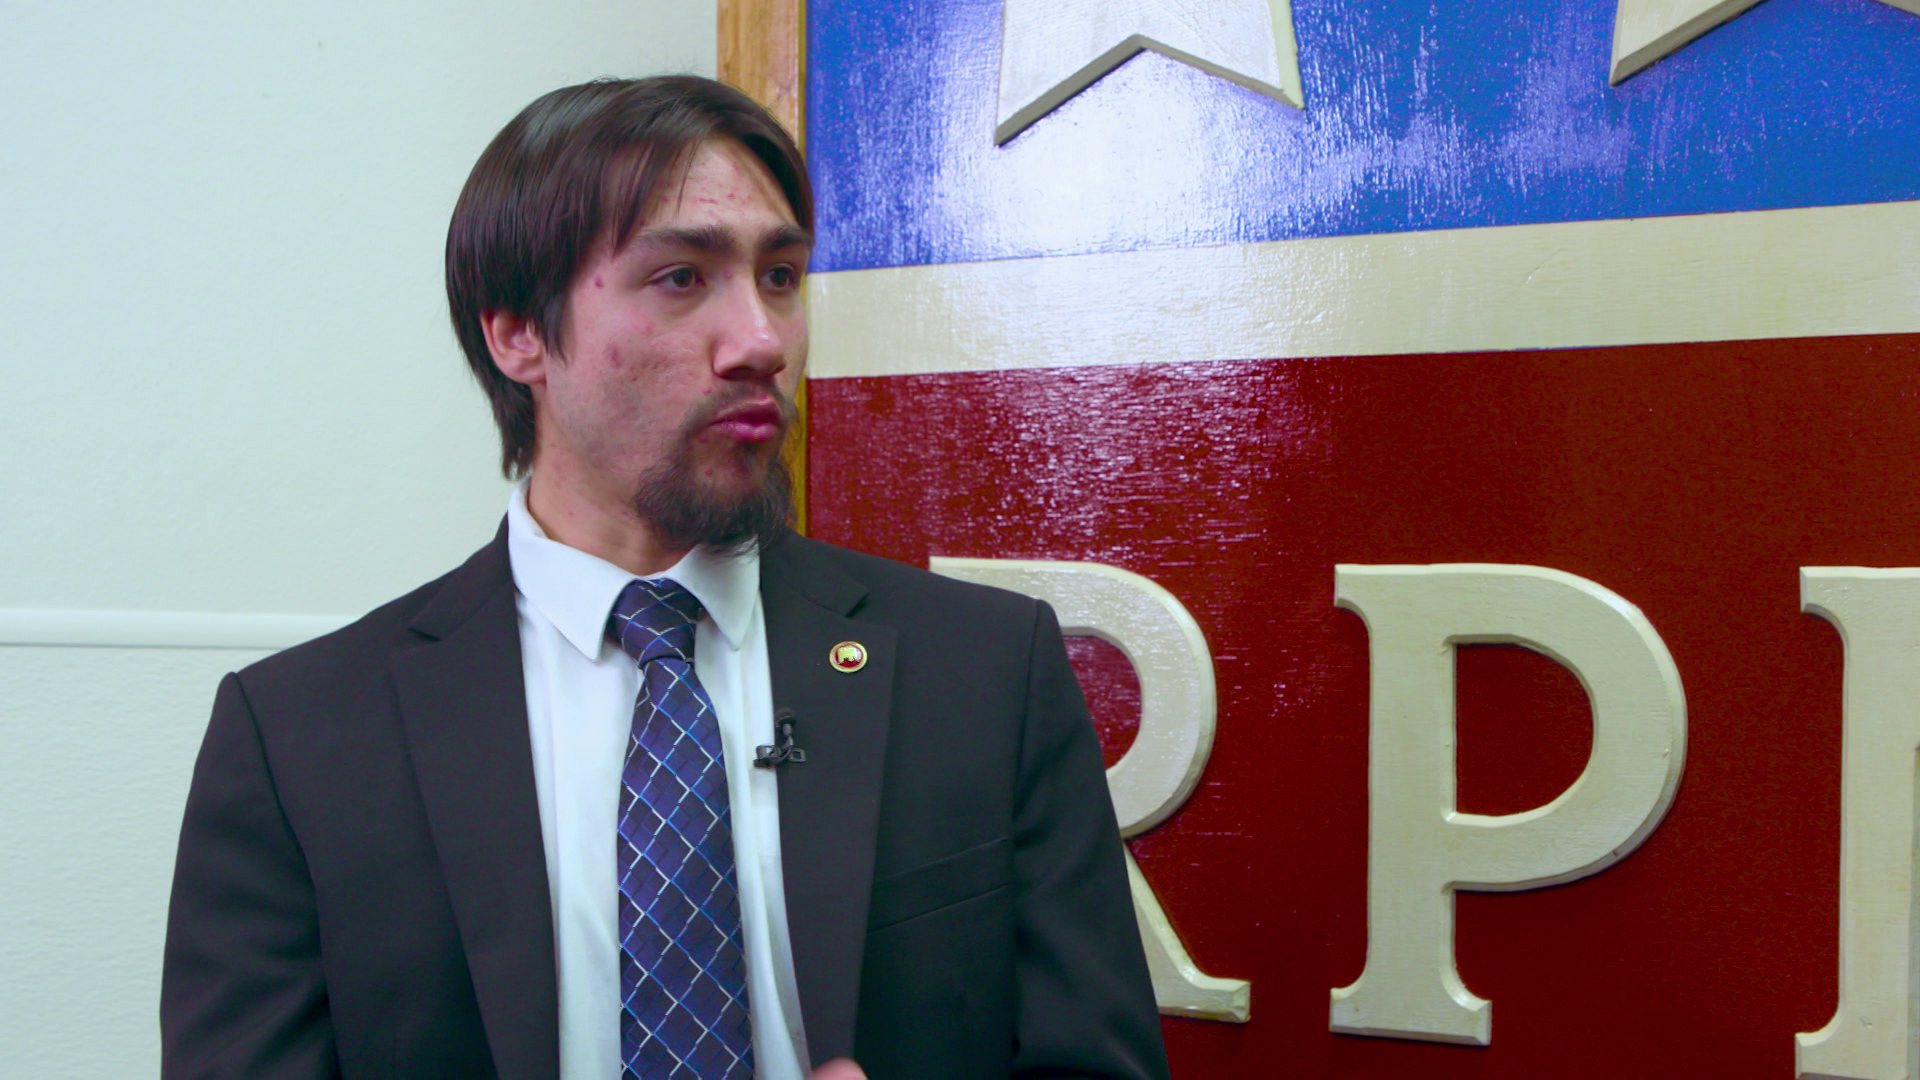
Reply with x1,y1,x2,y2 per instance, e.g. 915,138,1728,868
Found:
523,469,692,577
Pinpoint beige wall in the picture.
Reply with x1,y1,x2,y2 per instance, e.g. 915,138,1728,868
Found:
0,2,715,1073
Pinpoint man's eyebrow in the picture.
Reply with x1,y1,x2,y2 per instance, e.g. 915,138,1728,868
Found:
762,225,813,254
629,223,735,253
627,223,813,256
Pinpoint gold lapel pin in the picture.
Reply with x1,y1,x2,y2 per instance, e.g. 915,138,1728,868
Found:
829,641,868,673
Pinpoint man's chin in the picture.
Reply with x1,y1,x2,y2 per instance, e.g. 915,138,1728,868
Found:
694,441,783,482
633,446,793,555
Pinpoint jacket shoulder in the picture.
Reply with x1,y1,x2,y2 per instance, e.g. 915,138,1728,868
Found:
237,574,440,684
234,528,510,699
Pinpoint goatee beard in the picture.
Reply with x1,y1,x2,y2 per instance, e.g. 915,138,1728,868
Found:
631,389,796,556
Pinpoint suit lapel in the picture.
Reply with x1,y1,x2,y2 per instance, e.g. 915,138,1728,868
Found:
762,536,897,1065
390,527,559,1080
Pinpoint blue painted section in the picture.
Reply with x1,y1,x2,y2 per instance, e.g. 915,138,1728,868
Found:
808,0,1920,272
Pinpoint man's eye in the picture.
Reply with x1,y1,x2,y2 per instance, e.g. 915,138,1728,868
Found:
660,267,699,289
764,265,798,290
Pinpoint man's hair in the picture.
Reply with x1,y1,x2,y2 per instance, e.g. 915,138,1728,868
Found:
445,75,813,477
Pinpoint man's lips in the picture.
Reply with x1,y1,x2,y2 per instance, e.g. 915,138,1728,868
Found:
706,400,787,443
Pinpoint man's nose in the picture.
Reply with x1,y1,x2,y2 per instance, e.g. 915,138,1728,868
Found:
713,274,790,379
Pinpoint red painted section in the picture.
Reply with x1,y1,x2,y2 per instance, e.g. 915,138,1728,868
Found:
806,333,1920,1076
1066,635,1143,769
1456,644,1590,817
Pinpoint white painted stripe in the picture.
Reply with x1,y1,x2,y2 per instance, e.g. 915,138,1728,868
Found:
0,609,353,650
806,199,1920,378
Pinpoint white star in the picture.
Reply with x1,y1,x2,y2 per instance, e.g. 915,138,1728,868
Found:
1612,0,1920,84
996,0,1303,145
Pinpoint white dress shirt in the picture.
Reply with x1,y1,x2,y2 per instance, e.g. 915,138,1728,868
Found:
506,483,809,1079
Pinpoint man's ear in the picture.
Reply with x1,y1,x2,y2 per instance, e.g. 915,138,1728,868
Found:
482,309,552,386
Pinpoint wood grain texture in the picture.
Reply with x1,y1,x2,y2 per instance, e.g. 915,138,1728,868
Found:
719,0,809,533
719,0,804,139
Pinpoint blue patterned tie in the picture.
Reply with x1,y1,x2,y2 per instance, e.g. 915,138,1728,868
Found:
608,578,753,1079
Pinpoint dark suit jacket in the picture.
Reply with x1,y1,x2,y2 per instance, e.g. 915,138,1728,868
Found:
160,527,1169,1080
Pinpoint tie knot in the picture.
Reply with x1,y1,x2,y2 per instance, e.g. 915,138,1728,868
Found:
608,577,704,666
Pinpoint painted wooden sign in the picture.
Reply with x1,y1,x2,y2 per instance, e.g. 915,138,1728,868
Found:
801,0,1920,1075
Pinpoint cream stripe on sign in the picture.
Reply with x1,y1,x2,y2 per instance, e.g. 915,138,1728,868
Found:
806,199,1920,379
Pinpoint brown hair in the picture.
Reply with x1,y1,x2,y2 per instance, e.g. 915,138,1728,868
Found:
445,76,813,477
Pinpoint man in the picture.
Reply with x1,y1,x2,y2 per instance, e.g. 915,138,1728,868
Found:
161,76,1168,1080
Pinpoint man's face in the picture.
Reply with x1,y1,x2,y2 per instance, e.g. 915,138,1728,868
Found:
527,137,810,547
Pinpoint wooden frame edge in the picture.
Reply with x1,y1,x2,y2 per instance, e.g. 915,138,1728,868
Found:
719,0,809,535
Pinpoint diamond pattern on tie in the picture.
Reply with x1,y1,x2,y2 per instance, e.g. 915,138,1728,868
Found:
610,578,753,1080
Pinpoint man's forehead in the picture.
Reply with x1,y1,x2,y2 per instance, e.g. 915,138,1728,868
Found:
643,140,799,228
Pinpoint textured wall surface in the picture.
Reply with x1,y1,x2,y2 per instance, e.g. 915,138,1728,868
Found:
0,2,714,1074
0,647,269,1076
2,1,706,616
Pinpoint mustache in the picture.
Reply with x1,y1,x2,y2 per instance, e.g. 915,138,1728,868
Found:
680,382,799,436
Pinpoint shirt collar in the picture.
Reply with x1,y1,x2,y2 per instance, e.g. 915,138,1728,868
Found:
505,480,760,661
